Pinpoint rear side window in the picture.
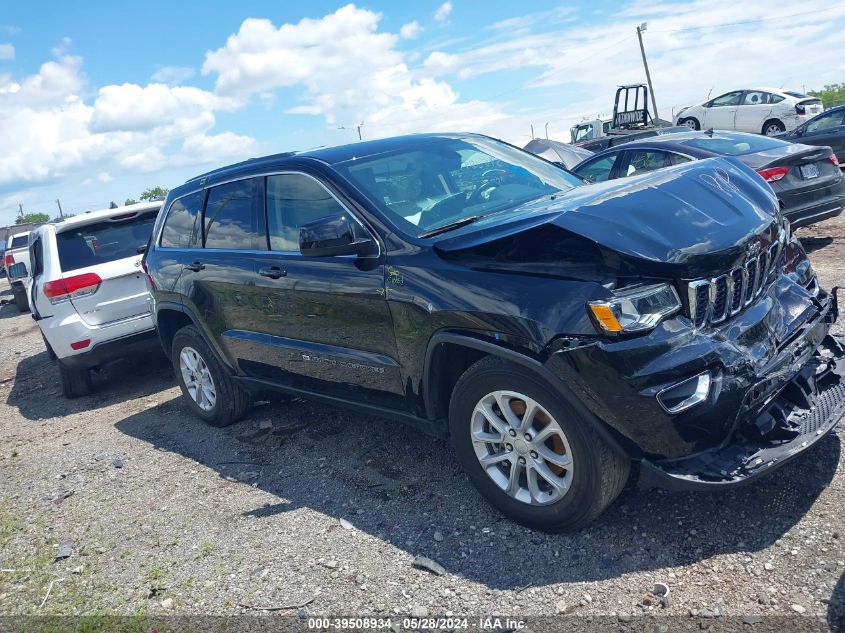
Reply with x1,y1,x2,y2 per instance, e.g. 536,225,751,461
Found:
266,174,346,251
622,150,673,177
204,179,266,250
10,234,27,249
161,192,203,248
57,213,157,272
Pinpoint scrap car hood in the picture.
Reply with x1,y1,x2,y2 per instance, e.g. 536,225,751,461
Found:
434,158,782,279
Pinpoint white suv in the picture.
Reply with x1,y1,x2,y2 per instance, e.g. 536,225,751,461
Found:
28,202,163,397
675,88,824,136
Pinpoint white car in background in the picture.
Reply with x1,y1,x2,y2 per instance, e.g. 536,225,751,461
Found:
28,201,162,397
674,88,824,136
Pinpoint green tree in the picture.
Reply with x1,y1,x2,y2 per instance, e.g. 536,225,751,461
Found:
809,83,845,108
139,186,169,201
16,212,49,225
124,198,137,206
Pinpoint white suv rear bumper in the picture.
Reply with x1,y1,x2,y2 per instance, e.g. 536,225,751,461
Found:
40,309,155,362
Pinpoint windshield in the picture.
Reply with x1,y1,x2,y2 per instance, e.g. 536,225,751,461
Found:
784,91,809,99
334,137,583,238
573,125,594,142
678,134,787,156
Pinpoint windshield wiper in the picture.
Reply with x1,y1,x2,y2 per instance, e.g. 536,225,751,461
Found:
418,215,484,239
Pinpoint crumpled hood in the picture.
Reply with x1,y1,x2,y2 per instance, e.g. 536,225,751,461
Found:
434,157,782,279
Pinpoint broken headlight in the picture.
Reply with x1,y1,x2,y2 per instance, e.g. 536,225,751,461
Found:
588,283,681,335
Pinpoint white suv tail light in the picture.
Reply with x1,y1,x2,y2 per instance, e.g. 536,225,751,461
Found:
43,273,102,304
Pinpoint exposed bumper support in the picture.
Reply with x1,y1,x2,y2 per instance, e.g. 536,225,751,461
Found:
639,334,845,491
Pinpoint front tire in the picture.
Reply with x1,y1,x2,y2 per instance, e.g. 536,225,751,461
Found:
449,356,629,532
679,117,700,131
763,119,785,136
59,364,92,398
171,325,251,427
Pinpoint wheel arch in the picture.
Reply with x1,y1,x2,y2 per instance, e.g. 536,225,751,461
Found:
762,118,785,135
155,302,236,373
422,331,629,457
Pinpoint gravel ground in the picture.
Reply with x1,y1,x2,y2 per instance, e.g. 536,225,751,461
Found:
0,216,844,628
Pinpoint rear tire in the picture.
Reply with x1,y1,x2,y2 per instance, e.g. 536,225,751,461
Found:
12,285,28,312
448,356,629,532
762,119,785,136
679,117,700,131
171,325,251,427
59,364,92,398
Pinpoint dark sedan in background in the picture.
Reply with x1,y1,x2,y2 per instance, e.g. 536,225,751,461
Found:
571,131,845,228
777,103,845,166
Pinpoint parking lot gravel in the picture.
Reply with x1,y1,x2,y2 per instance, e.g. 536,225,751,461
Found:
1,216,844,628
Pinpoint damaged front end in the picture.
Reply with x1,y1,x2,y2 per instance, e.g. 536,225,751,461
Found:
639,328,845,490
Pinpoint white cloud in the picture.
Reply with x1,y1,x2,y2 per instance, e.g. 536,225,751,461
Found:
423,51,458,72
0,44,14,60
181,131,257,161
400,21,422,39
434,2,452,24
0,53,255,191
151,65,196,84
202,4,507,138
89,83,240,133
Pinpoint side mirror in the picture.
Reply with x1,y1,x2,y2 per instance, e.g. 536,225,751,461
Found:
8,262,27,279
300,213,377,258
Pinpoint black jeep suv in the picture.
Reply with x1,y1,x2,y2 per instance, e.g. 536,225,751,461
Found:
143,133,845,531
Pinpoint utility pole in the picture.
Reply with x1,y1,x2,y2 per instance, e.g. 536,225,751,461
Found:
545,122,549,139
18,203,23,222
55,199,64,218
530,124,535,139
636,22,659,122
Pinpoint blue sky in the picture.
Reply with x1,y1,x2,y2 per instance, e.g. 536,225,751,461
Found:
1,0,844,225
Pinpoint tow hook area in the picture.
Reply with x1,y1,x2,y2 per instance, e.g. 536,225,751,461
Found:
639,335,845,490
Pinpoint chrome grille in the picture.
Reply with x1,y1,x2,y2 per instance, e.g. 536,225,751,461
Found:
686,242,781,328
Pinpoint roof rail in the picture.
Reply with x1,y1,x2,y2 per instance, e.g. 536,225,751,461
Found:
185,151,297,184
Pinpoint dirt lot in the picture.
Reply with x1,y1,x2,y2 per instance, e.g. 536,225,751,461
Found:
1,217,845,627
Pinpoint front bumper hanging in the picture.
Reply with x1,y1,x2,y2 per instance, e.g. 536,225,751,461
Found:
639,334,845,491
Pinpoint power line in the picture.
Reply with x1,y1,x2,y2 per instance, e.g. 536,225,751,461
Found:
650,9,831,34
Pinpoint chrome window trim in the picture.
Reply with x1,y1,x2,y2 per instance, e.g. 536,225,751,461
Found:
154,170,382,259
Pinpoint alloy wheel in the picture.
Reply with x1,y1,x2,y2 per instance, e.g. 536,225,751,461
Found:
470,390,574,506
764,123,784,136
179,346,217,412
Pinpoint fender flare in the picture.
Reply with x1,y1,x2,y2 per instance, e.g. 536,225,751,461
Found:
154,301,238,374
422,331,628,456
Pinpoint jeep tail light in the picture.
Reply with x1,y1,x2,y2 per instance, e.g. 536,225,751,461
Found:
4,254,13,267
43,273,102,304
830,153,840,167
756,166,789,183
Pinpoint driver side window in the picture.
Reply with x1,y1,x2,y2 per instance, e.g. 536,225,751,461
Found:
806,111,844,134
710,92,743,107
575,154,619,182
